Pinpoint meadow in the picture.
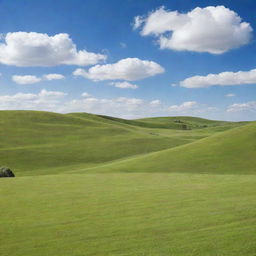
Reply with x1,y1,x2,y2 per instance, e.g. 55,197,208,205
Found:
0,110,255,256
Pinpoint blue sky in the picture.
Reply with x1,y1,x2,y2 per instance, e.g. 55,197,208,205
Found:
0,0,255,120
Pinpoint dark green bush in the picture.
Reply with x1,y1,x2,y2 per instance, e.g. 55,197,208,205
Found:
0,167,15,178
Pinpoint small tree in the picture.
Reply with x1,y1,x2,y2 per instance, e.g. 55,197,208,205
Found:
0,167,15,178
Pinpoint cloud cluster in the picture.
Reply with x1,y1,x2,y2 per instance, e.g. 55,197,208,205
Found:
227,101,256,112
0,89,207,118
133,6,252,54
0,89,67,111
73,58,164,81
12,73,65,84
0,32,106,67
180,69,256,88
109,81,138,89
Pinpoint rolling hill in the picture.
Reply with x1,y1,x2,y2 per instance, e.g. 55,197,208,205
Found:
88,122,256,175
0,110,255,256
0,110,245,176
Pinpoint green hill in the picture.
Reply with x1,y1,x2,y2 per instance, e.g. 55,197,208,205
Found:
0,110,250,176
0,110,248,176
0,110,255,256
88,122,256,175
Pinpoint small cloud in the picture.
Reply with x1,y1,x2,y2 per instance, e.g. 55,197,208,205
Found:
44,74,65,80
169,101,198,112
171,83,177,87
226,93,236,97
133,16,144,30
109,81,138,89
81,92,91,97
120,42,127,48
150,100,161,106
12,75,41,85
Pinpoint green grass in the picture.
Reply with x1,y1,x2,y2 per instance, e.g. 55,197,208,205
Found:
0,110,244,176
88,122,256,175
0,173,255,256
0,110,255,256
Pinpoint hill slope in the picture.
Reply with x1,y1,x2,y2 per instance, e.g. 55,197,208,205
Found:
88,122,256,175
0,110,250,176
0,110,218,176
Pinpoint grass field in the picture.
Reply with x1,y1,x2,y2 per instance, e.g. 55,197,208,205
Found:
0,110,255,256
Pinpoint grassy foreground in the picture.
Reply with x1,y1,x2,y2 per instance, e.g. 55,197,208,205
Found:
1,173,256,256
0,110,255,256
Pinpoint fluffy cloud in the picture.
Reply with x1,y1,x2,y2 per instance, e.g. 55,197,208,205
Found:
227,101,256,112
44,74,65,80
109,81,138,89
0,89,67,111
133,6,252,54
73,58,164,81
180,69,256,88
12,75,41,84
0,32,106,67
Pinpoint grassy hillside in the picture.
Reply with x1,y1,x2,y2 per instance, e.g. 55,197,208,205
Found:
1,173,256,256
0,110,245,176
0,110,255,256
88,122,256,175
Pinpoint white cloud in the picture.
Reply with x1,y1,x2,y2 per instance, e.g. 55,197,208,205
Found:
226,93,236,97
81,92,91,97
12,75,41,84
12,73,66,84
44,74,65,80
0,32,106,67
0,89,67,111
109,81,138,89
38,89,67,98
180,69,256,88
227,101,256,112
133,16,144,30
0,90,254,120
134,6,252,54
150,99,161,106
73,58,164,81
169,101,198,112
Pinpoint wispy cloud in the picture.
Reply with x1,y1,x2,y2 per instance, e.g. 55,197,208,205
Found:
180,69,256,88
109,81,138,89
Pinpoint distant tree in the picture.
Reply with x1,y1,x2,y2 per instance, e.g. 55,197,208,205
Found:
181,124,187,130
0,167,15,178
181,124,191,130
